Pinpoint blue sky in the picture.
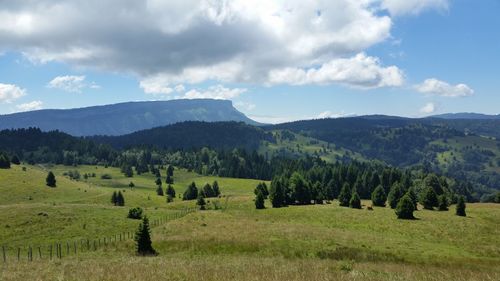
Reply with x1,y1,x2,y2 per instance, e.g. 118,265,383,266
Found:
0,0,498,123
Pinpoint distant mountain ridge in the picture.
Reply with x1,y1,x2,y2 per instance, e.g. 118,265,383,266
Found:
430,113,500,120
0,99,260,136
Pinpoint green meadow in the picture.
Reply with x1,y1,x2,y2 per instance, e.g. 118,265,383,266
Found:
0,164,499,281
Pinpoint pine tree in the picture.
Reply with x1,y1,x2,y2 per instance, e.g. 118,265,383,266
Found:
135,216,157,256
349,190,362,209
338,183,351,207
270,177,286,208
254,182,269,199
395,195,415,219
155,177,162,187
212,181,221,197
420,187,438,210
255,190,265,209
197,192,206,210
167,165,174,177
290,172,311,205
11,155,20,165
111,191,118,205
166,184,176,198
0,152,10,169
165,175,174,184
202,183,215,198
387,182,405,209
117,191,125,206
437,195,449,211
183,182,198,200
456,196,466,217
371,185,386,207
46,171,56,187
156,185,164,196
406,186,418,210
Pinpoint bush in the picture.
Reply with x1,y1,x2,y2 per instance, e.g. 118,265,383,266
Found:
100,174,112,180
127,207,143,219
395,195,415,219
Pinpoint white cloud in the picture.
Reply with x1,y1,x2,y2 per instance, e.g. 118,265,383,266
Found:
419,102,436,114
268,53,404,88
248,114,298,124
234,101,256,111
317,111,356,119
415,78,474,97
0,83,26,103
16,100,43,111
381,0,449,16
183,85,247,100
0,1,397,88
47,75,86,93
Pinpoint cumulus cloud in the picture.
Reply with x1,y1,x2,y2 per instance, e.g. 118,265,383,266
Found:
419,102,436,114
16,100,43,111
234,101,256,111
415,78,474,97
0,0,398,88
183,85,247,100
268,53,404,88
381,0,449,16
47,75,86,93
0,83,26,103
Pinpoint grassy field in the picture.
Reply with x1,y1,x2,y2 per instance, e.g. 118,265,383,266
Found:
0,164,499,281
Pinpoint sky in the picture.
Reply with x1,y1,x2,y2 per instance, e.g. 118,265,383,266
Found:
0,0,499,123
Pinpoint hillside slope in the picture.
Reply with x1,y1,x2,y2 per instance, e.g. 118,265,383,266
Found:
0,99,260,136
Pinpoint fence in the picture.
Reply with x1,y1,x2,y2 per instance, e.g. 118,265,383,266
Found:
1,207,197,263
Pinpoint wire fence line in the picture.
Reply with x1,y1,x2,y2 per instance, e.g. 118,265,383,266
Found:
1,207,197,263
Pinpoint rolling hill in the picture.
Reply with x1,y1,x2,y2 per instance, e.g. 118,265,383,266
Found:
0,99,260,136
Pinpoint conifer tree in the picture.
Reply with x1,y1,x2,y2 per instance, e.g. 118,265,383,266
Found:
167,165,174,177
349,190,362,209
183,182,198,200
254,182,269,199
255,190,265,209
438,195,449,211
197,192,206,210
135,216,157,256
269,177,286,208
212,181,221,197
0,152,10,169
202,183,215,198
406,186,418,210
387,182,405,209
395,195,415,219
166,184,176,198
155,177,162,187
165,175,174,184
338,183,351,207
456,196,466,217
156,185,164,196
117,191,125,206
111,191,118,205
420,187,438,210
290,172,311,205
371,185,386,207
46,171,56,187
11,155,20,165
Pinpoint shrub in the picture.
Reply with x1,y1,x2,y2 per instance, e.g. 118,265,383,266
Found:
100,174,112,180
127,207,143,219
197,192,206,210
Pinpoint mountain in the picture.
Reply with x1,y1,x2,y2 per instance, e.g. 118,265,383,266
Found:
0,99,260,136
430,113,500,120
92,121,273,150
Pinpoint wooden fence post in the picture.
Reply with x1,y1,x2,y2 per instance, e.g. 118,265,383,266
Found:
17,247,20,261
49,245,52,260
38,247,42,259
2,246,6,263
